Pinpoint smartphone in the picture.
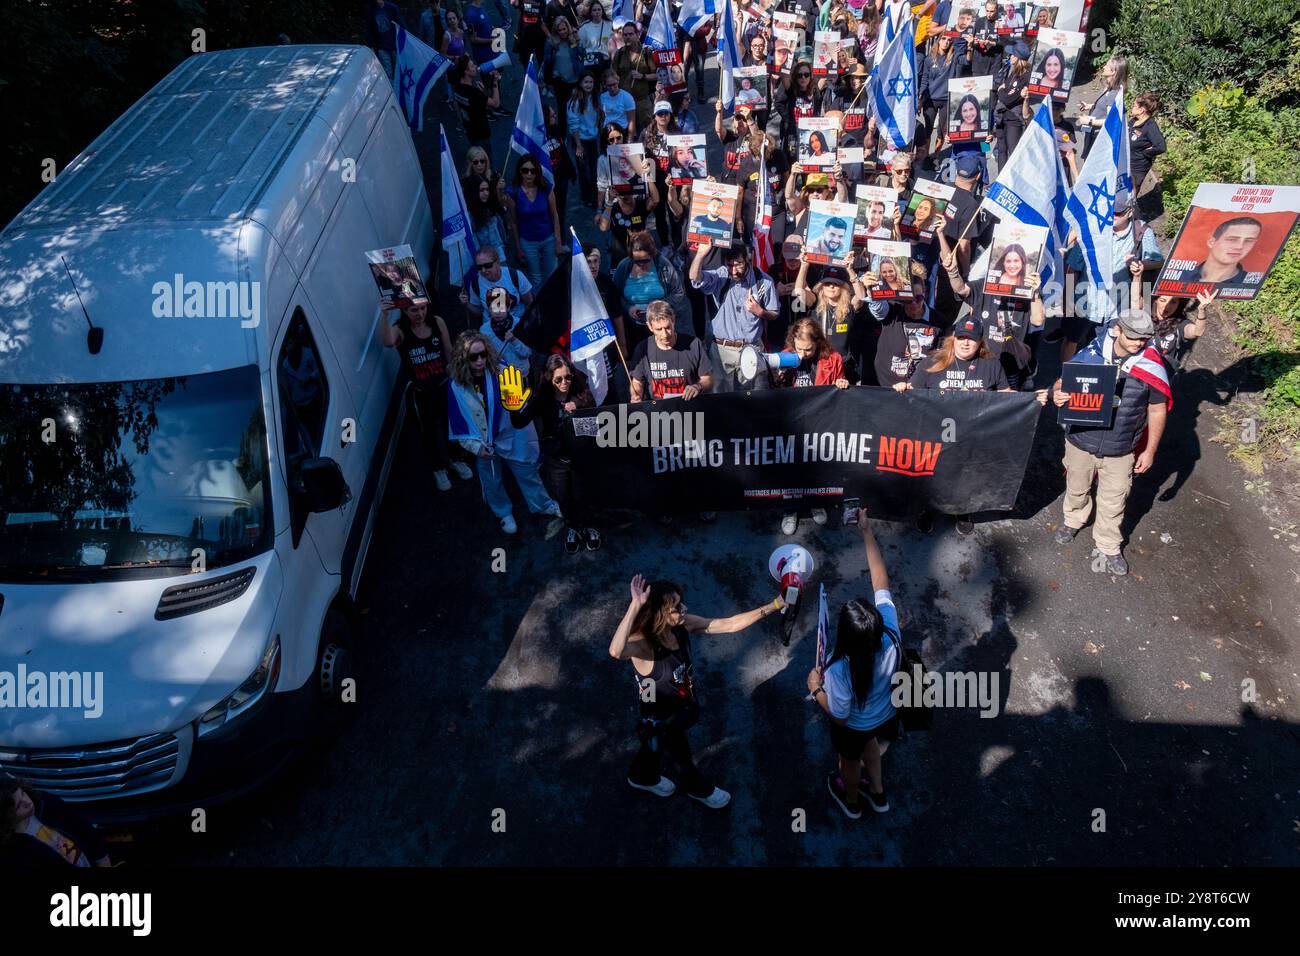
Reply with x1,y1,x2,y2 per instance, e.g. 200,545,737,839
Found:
842,497,861,526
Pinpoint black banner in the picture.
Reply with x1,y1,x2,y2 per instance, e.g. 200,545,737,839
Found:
1058,361,1118,427
569,386,1042,516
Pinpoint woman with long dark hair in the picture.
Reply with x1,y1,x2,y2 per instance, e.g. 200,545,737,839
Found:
807,507,900,817
507,352,602,553
463,173,509,263
610,575,786,808
1037,47,1066,90
378,295,471,492
993,242,1028,286
568,73,601,206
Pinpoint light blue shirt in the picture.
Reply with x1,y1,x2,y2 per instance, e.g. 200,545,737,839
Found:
568,99,600,141
823,590,900,731
599,89,636,129
693,265,778,344
1065,221,1164,324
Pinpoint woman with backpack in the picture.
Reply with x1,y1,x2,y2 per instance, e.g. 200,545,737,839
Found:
807,506,902,818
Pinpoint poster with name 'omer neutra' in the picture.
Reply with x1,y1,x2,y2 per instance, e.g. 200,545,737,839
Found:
1154,183,1300,300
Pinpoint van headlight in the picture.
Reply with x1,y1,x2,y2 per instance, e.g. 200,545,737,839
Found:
196,636,281,738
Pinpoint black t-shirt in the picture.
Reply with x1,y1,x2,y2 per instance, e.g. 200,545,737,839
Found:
792,357,817,388
910,355,1008,391
1153,318,1196,369
630,333,714,399
967,288,1032,361
610,198,651,252
396,317,448,390
458,83,491,142
813,302,864,360
875,310,941,385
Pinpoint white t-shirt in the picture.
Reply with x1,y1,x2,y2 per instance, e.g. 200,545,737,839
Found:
822,589,900,731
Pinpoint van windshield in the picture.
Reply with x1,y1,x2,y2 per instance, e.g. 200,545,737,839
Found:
0,365,271,581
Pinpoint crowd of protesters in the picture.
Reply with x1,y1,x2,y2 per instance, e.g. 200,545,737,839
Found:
364,0,1220,820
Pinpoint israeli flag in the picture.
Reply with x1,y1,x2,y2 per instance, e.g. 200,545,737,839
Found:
868,12,918,150
1065,87,1126,291
440,124,478,286
394,25,451,132
981,98,1071,305
612,0,636,27
568,230,616,404
646,0,675,51
718,0,742,115
680,0,711,36
510,57,555,188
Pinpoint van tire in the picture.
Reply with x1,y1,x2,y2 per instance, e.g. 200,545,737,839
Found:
315,608,357,733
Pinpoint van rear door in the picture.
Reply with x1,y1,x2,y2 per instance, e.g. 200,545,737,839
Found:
272,299,361,573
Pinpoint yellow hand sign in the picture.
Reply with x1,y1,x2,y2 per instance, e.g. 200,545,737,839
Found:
498,364,531,412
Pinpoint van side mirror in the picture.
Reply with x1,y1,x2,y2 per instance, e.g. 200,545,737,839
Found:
299,457,351,513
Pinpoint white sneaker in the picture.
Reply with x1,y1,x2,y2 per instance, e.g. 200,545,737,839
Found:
627,776,676,797
450,461,473,480
539,502,564,518
812,508,828,525
688,786,731,809
500,515,517,534
781,513,798,535
434,470,452,492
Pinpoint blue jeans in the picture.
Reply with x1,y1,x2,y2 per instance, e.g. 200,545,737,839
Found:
519,235,558,289
476,455,557,519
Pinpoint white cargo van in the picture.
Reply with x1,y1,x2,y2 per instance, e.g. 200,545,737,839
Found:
0,45,432,820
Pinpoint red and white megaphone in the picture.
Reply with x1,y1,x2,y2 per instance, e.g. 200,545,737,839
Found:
768,544,815,614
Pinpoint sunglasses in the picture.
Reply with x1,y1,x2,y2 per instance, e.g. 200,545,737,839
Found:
472,157,487,164
631,255,652,264
797,72,811,78
553,374,573,383
521,168,537,175
476,260,498,268
608,136,623,143
469,350,488,360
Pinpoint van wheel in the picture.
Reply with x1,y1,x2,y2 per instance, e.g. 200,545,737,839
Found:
315,609,356,732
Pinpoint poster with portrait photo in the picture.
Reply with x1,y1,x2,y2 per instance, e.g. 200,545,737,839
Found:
773,28,803,75
985,221,1047,299
813,31,840,76
945,1,979,37
744,0,774,20
366,244,428,308
867,239,914,300
1154,182,1300,300
733,66,769,110
666,134,708,184
946,75,993,141
996,1,1027,34
654,48,686,94
804,199,859,264
1024,0,1060,36
608,142,649,195
797,116,839,171
854,185,897,243
686,181,741,248
900,179,956,239
1028,28,1084,100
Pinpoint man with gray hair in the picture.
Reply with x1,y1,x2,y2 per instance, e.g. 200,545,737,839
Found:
1040,308,1172,576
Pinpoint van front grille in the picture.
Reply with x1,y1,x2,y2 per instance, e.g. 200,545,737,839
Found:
155,566,256,620
0,733,180,800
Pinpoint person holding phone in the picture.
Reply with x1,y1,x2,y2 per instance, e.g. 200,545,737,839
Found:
611,575,785,808
806,507,901,817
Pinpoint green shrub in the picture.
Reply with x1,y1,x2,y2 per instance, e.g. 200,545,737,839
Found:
1108,0,1297,119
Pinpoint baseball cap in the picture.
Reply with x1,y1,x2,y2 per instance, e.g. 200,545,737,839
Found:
654,100,673,115
1010,41,1030,59
803,173,831,190
955,153,982,179
818,267,850,286
1117,309,1155,338
954,316,984,340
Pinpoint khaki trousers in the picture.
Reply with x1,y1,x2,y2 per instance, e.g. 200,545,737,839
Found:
1062,440,1134,556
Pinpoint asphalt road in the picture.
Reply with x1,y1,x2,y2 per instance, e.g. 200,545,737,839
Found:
123,33,1300,867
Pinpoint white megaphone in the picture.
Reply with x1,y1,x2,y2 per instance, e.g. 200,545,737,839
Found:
738,345,799,386
484,51,512,74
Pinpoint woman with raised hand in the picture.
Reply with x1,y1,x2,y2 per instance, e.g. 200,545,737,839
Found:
807,506,902,818
611,575,786,809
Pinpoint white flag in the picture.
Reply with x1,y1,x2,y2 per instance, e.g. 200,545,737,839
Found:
568,230,616,404
440,125,477,286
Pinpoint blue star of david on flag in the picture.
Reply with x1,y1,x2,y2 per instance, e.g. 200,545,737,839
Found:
889,76,913,99
1086,180,1114,232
